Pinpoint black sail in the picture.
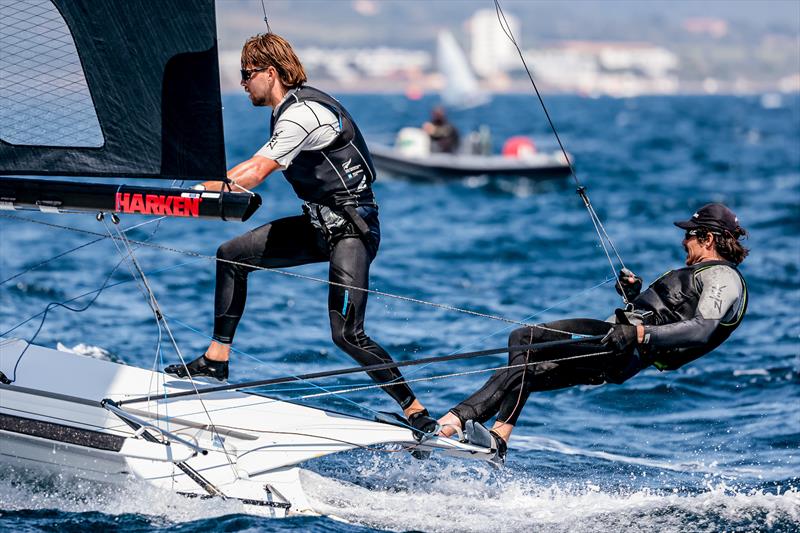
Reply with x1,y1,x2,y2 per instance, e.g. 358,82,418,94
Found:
0,0,227,181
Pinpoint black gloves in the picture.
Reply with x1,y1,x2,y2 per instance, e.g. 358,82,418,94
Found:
616,268,642,302
602,323,638,353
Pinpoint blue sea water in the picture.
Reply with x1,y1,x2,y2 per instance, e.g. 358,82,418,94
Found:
1,92,799,532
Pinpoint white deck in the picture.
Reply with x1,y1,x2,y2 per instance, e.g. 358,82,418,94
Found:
0,338,492,516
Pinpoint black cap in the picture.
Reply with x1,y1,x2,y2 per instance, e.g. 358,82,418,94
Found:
674,203,740,234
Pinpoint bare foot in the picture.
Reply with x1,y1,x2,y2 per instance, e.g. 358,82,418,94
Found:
205,341,231,362
437,411,462,438
403,399,427,419
490,420,514,443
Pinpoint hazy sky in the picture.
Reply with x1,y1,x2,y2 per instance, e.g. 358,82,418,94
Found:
216,0,800,50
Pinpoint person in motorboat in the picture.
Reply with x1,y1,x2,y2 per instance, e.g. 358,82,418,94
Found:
163,32,438,438
422,106,460,154
436,203,749,463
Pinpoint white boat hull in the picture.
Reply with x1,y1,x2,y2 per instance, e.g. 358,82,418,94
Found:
0,339,492,517
370,144,572,180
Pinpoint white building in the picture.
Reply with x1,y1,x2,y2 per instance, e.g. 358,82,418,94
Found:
298,47,431,84
468,8,521,78
525,41,680,96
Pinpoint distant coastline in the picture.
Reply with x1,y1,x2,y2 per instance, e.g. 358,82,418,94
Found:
220,76,800,97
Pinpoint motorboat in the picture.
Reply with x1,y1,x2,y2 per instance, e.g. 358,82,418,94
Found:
370,127,572,181
370,142,572,181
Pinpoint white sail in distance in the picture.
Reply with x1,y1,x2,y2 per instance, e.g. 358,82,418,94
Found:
437,30,490,109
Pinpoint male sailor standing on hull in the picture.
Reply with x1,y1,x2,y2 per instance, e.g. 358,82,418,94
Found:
164,33,438,437
437,203,749,461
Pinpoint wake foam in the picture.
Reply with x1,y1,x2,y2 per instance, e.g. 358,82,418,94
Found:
1,458,797,531
301,458,800,533
0,468,244,524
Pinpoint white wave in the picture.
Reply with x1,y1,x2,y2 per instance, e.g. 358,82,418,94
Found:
1,462,797,531
301,466,800,533
733,368,770,377
56,342,124,363
0,470,244,523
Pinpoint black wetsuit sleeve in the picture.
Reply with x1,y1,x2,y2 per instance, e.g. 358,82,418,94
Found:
643,313,720,348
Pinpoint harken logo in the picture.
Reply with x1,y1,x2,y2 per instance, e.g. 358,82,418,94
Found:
115,193,202,217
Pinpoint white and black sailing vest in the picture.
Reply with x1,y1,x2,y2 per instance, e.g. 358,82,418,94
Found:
270,86,376,208
632,260,748,370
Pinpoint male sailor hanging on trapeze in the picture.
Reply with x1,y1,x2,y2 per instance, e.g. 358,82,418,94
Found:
163,32,438,438
437,203,749,462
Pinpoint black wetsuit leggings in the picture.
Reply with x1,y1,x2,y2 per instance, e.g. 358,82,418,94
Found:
212,210,416,409
450,318,643,426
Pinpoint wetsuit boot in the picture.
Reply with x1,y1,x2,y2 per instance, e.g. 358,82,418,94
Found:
465,420,508,464
408,409,439,443
164,354,228,381
374,409,438,460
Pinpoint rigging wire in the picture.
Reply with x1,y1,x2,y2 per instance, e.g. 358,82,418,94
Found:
101,219,241,475
1,212,176,383
0,216,613,411
1,237,104,287
160,274,615,394
0,217,166,287
0,259,202,339
0,212,585,337
372,275,615,387
0,254,128,384
260,0,271,32
118,335,606,405
493,0,632,304
289,349,612,402
127,347,612,417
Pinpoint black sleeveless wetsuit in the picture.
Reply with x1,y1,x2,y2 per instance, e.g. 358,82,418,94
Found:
450,261,747,426
212,86,415,409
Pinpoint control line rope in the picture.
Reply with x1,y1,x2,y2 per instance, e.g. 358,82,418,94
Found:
116,346,613,415
117,335,606,406
291,349,613,402
104,220,239,475
493,0,631,303
161,274,615,393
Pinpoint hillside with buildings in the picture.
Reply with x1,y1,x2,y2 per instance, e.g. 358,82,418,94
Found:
216,0,800,96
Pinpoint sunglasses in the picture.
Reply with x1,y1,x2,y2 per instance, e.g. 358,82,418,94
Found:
240,66,269,82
